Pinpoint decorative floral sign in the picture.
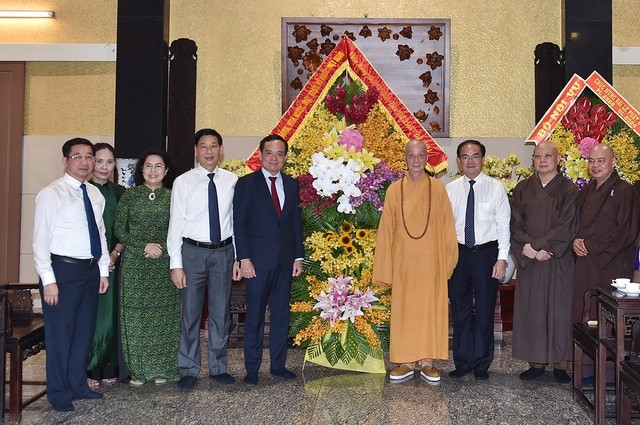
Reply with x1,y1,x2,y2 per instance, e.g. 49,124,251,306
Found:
282,18,451,137
248,38,446,373
527,71,640,188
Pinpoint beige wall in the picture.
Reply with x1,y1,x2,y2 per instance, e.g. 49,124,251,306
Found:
1,0,638,281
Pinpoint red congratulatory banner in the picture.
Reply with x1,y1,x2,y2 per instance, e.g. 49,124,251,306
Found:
526,74,586,144
585,71,640,137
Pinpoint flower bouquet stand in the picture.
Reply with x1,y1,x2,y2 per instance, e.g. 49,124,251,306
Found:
245,37,447,373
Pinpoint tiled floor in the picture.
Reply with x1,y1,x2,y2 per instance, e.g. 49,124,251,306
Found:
12,333,593,424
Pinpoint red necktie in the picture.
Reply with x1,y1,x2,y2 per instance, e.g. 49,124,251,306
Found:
269,176,282,217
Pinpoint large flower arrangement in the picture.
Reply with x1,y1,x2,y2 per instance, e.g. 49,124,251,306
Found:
548,96,640,188
287,75,407,371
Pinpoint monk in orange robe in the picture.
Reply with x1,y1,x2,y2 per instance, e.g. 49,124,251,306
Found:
373,140,458,383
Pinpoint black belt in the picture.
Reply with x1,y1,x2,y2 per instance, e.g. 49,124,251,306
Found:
458,240,498,251
51,254,99,265
183,236,233,250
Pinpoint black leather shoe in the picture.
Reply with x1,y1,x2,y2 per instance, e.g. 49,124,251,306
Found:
244,373,259,385
176,375,197,389
519,367,545,381
210,372,236,384
474,370,490,380
553,368,571,384
74,390,103,400
448,369,472,379
53,402,75,412
270,368,296,380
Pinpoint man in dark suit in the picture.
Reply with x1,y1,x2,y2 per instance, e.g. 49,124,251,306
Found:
233,134,304,385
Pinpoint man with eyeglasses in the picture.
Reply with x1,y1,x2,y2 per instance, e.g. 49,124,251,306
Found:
510,141,579,383
572,143,640,324
33,137,109,412
445,140,510,381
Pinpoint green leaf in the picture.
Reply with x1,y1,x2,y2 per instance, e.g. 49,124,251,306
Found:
370,322,390,350
322,332,344,366
290,275,312,301
353,327,370,365
342,322,358,364
306,342,322,359
288,311,316,339
354,201,381,228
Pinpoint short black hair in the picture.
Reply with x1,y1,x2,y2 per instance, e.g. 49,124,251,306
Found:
194,128,223,146
259,134,288,155
133,149,175,189
456,139,486,158
62,137,94,157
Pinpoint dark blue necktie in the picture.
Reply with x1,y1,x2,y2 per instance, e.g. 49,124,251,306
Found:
464,180,476,248
208,173,221,244
80,183,102,259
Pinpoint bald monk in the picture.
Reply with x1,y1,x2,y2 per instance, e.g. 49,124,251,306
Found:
373,140,458,383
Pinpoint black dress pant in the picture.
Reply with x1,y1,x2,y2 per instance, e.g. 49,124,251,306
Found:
448,242,499,374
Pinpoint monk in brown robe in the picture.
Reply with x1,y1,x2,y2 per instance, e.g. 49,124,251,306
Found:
373,140,458,383
510,141,579,383
573,143,640,324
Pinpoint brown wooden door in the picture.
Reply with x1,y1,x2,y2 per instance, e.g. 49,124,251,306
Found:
0,62,25,282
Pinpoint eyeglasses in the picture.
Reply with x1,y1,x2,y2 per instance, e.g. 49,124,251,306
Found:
144,163,166,171
68,154,95,162
460,154,482,162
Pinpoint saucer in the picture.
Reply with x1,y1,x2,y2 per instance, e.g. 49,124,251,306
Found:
618,287,640,296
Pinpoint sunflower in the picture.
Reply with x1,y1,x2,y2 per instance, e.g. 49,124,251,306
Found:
339,234,352,246
344,244,355,254
356,229,368,239
325,231,337,244
340,221,353,234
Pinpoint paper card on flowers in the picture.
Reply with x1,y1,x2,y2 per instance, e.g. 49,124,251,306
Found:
526,71,640,188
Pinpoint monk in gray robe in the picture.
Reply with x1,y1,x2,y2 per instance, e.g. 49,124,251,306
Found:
572,143,640,323
510,141,579,383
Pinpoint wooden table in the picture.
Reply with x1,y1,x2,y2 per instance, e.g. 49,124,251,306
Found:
597,289,640,424
620,360,640,425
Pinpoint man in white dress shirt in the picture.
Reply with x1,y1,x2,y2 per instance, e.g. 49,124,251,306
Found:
33,138,109,412
445,140,511,380
168,128,240,389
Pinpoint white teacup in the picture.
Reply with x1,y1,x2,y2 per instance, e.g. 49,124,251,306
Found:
614,278,631,287
626,282,640,293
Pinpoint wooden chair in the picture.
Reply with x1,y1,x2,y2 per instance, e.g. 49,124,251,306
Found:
572,288,600,410
4,283,46,423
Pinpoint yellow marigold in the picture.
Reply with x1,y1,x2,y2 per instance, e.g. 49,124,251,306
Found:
293,316,329,346
290,301,314,313
364,309,391,325
354,316,381,348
